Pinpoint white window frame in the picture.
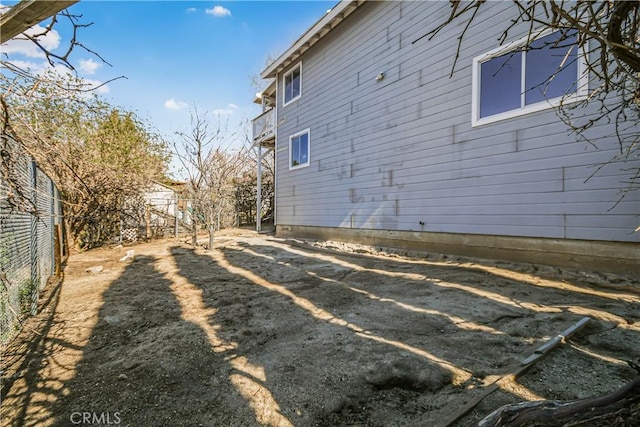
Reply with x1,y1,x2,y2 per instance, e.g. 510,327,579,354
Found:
471,28,589,127
282,62,302,107
289,128,310,170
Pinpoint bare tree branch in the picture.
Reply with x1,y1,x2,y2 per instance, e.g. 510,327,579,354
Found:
173,108,250,247
417,0,640,207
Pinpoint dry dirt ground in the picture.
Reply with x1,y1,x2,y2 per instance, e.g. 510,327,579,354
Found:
1,229,639,427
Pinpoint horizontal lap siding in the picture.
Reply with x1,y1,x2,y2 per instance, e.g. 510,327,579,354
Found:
274,0,640,243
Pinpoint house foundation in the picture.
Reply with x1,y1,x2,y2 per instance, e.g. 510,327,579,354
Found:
276,225,639,275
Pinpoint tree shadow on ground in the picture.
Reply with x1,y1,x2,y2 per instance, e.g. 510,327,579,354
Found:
1,280,70,426
46,254,261,427
169,245,456,426
248,239,640,342
221,238,639,424
4,237,636,427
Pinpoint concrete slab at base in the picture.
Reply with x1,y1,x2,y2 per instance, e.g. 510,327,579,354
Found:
276,225,640,276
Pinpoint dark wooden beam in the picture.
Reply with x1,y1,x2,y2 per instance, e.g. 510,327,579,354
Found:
1,0,78,43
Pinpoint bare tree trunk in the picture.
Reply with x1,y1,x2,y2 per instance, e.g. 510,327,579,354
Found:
208,224,214,250
191,217,197,246
479,377,640,427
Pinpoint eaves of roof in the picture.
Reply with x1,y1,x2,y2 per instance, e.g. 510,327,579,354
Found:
253,78,276,104
0,0,78,43
261,0,365,79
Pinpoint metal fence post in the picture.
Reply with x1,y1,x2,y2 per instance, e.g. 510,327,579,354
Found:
50,178,55,276
29,160,38,315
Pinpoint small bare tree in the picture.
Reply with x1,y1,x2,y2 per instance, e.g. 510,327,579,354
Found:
174,108,248,249
233,123,275,227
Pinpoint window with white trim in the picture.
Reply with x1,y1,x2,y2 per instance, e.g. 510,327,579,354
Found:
289,129,310,169
283,62,302,106
472,30,588,126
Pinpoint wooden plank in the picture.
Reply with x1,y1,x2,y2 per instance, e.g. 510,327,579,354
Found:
439,317,591,427
0,0,78,43
520,317,590,366
53,224,61,276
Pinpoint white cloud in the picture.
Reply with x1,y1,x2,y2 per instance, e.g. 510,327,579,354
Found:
205,5,231,17
165,98,189,110
78,58,101,75
0,17,109,95
212,104,239,116
1,23,61,58
5,62,111,96
2,59,43,73
46,64,111,94
185,7,197,13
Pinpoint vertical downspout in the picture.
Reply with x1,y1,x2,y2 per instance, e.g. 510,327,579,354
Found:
256,91,269,233
257,141,262,232
273,73,279,232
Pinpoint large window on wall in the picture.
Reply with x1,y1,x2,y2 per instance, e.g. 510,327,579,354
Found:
472,30,588,126
289,129,310,170
283,62,302,106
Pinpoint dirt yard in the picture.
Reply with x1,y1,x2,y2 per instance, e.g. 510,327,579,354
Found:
1,229,639,426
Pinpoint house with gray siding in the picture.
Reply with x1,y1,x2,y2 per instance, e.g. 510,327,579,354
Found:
252,0,639,274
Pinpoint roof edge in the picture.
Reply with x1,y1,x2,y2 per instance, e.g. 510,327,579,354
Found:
0,0,78,43
261,0,364,79
253,78,276,104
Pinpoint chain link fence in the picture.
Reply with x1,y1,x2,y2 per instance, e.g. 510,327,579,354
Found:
1,135,67,343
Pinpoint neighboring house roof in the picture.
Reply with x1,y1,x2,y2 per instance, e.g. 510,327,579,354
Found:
146,180,180,193
261,0,365,79
159,179,187,189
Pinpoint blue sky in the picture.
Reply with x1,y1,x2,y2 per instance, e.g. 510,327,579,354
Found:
1,0,335,176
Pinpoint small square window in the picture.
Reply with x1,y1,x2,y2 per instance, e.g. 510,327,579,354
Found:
283,62,302,106
473,30,587,126
289,129,310,169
